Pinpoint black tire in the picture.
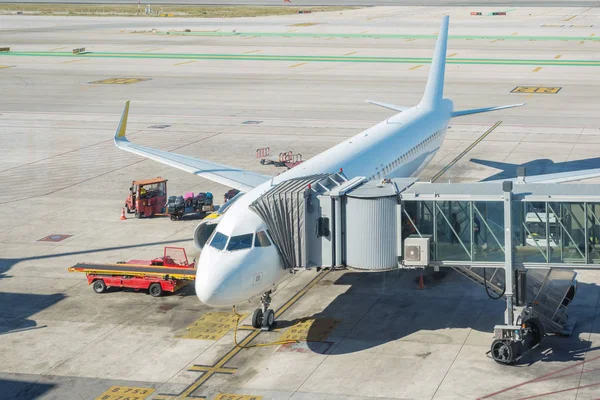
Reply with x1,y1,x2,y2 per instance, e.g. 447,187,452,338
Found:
264,309,275,328
524,319,544,348
93,280,106,294
126,205,132,214
135,211,141,219
149,283,163,297
252,308,263,329
491,339,514,365
170,215,176,221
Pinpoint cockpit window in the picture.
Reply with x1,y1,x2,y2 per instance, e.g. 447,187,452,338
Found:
209,232,229,251
254,231,271,247
227,233,254,251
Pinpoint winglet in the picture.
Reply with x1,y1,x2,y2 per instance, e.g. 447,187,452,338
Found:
115,101,130,142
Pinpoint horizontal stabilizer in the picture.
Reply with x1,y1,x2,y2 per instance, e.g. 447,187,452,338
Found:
452,103,525,118
365,100,410,112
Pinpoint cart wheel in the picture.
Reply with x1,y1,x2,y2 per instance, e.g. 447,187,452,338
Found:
491,339,514,365
93,280,106,294
251,308,263,329
125,205,132,214
170,215,176,221
149,283,163,297
135,211,141,219
524,319,544,348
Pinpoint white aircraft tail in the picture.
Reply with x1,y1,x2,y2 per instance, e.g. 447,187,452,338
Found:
419,15,449,108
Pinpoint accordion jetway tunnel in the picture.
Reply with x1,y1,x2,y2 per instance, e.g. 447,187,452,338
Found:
250,173,600,364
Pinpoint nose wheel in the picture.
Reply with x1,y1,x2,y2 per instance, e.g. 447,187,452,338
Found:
251,291,275,330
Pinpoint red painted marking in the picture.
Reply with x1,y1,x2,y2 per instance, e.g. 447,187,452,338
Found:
516,382,600,400
478,354,600,399
532,366,600,383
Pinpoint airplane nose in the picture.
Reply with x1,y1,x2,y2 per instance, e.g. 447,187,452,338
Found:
194,248,244,307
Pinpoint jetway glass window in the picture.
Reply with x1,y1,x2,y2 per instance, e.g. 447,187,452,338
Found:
401,201,434,256
548,202,586,264
514,202,550,263
472,202,505,262
435,201,471,261
587,203,600,264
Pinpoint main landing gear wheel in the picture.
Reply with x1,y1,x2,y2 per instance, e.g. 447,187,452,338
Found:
251,291,275,330
491,339,515,365
93,280,106,294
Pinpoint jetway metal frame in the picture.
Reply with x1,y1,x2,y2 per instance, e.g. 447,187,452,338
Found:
251,174,600,364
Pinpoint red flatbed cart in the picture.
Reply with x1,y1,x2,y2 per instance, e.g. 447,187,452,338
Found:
68,247,196,297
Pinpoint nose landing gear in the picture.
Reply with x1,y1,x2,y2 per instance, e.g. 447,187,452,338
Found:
251,291,275,330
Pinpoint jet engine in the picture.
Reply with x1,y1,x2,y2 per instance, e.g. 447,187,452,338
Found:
193,215,222,250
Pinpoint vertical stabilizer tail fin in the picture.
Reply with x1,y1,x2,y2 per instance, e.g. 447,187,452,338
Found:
419,15,449,108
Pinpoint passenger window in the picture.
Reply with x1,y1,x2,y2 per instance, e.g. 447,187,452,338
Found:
209,232,229,251
227,233,254,251
255,231,272,247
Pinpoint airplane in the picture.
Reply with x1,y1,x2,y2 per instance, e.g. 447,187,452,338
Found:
114,16,600,330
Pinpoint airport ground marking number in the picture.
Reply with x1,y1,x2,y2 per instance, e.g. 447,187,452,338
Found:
96,386,154,400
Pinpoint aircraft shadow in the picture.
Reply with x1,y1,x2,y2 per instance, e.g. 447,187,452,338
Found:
299,269,599,365
471,156,600,181
0,292,65,336
0,377,55,400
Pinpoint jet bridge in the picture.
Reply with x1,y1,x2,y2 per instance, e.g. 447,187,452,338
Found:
250,173,600,364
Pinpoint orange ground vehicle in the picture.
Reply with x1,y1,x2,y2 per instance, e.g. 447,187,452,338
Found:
125,177,167,218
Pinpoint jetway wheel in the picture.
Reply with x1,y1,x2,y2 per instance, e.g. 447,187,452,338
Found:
524,319,544,347
491,339,515,365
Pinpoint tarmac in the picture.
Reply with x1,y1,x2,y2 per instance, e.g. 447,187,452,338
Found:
0,5,600,400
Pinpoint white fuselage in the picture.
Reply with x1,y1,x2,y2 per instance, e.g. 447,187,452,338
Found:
195,100,453,307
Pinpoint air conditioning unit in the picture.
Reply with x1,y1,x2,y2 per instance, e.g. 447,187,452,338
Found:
403,237,430,266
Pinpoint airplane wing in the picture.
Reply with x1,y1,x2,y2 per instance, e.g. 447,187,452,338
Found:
489,169,600,184
365,100,410,112
113,102,272,192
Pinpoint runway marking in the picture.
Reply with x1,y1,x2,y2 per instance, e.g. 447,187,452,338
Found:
243,50,260,54
174,60,197,66
405,38,416,42
154,271,329,399
564,15,577,22
288,22,319,27
60,58,87,64
431,121,503,183
448,53,457,57
512,32,518,36
0,65,12,69
287,29,297,33
96,386,154,400
278,318,340,342
8,52,600,67
591,33,596,37
177,312,244,340
554,54,562,59
344,51,357,56
149,30,600,42
242,36,257,40
491,39,503,43
409,64,423,70
323,37,335,40
533,67,543,72
511,86,561,94
143,48,162,52
90,78,150,85
478,354,600,399
542,24,565,28
49,46,67,51
289,62,307,68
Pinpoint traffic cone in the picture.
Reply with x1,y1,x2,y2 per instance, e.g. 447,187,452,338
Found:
120,208,127,220
418,273,425,289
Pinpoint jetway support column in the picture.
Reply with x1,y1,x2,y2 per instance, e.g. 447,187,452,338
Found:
503,181,515,326
334,197,343,267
